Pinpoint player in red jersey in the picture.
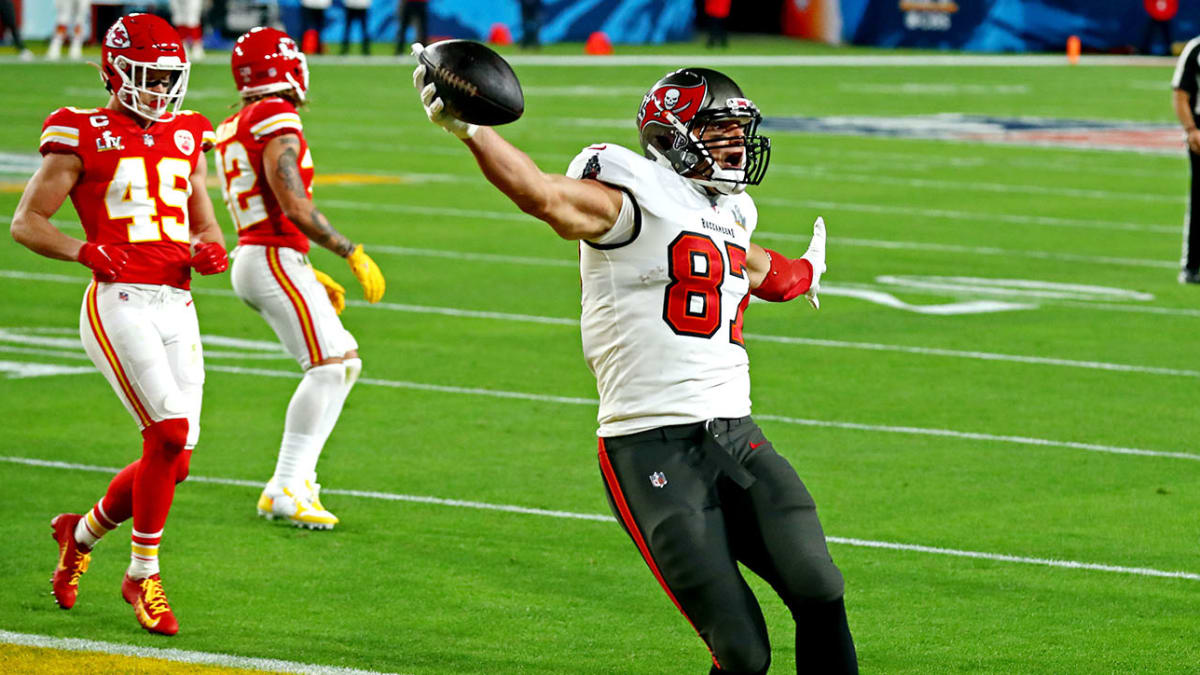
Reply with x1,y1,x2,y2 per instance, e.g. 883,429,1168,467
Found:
214,27,385,529
10,13,227,636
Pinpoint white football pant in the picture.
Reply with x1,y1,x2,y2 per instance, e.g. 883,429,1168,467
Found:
78,282,205,448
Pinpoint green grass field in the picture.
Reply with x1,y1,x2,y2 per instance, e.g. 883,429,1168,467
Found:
1,37,1198,673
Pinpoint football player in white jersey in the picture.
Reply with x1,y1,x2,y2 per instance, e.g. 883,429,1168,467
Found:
47,0,88,60
412,47,856,674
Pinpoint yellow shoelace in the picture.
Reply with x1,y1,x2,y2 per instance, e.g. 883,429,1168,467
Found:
60,547,90,586
140,577,171,616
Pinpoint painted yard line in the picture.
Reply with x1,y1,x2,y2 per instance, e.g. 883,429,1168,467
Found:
754,196,1177,234
827,538,1200,581
48,53,1157,67
756,232,1177,270
306,202,1180,269
753,415,1200,462
778,146,1180,180
202,365,1199,462
5,268,1199,369
756,166,1180,204
4,455,1196,582
0,630,400,675
369,244,577,267
746,335,1200,378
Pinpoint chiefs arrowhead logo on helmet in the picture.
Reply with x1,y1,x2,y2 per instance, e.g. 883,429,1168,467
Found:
105,19,132,49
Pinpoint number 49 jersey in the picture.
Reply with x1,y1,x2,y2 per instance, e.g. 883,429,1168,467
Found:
39,106,215,289
213,97,314,253
567,143,759,437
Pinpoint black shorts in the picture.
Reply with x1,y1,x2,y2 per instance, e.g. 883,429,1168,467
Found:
598,416,844,672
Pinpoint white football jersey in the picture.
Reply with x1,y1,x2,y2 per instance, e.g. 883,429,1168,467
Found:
566,143,759,437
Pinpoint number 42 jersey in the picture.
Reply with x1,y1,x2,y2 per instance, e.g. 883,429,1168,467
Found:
567,143,759,437
39,107,215,289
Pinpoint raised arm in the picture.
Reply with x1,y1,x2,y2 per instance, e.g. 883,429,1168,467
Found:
411,50,622,241
463,126,623,240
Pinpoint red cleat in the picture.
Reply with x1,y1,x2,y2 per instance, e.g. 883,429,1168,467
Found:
50,514,91,609
122,574,179,636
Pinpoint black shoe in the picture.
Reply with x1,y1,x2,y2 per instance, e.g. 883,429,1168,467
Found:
1180,270,1200,284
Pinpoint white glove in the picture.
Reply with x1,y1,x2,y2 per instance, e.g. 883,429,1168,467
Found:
800,217,826,309
411,43,478,140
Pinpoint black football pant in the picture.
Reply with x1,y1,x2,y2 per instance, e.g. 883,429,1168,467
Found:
599,417,857,674
1184,150,1200,275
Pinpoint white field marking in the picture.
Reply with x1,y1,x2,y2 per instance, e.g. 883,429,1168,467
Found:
820,287,1035,315
766,165,1181,204
780,145,1181,180
237,53,1175,67
6,264,1200,363
319,198,531,222
0,630,401,675
746,335,1200,378
369,244,576,267
269,200,1182,270
522,85,648,96
756,231,1178,270
1,155,1175,236
204,365,1200,460
0,151,40,176
754,196,1177,234
752,415,1200,462
825,539,1200,581
0,360,95,378
838,83,1031,95
875,276,1155,302
3,455,1197,582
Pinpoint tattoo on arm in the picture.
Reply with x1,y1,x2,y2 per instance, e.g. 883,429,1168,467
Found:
275,145,308,201
310,208,355,257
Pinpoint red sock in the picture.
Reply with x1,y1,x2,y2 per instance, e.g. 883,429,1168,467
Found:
131,419,188,541
100,460,138,524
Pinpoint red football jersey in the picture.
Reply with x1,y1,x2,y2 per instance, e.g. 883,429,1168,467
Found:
213,97,313,253
39,106,216,289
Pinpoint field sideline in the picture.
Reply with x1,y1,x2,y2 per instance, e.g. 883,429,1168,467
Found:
1,35,1198,673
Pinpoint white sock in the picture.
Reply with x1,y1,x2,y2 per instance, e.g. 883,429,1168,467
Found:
307,358,362,476
272,363,344,489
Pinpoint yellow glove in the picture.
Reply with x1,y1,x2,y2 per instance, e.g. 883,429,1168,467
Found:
346,244,385,303
311,266,346,315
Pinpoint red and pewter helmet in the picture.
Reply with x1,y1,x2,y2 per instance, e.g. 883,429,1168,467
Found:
636,67,770,195
101,13,190,122
231,27,310,102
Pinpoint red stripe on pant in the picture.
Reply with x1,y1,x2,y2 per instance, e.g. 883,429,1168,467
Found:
597,437,720,670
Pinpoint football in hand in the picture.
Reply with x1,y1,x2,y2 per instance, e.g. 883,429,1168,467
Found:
418,40,525,126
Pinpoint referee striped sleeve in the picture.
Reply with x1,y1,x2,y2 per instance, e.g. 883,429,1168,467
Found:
1172,36,1200,89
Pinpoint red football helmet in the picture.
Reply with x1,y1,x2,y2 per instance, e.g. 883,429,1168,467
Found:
231,27,309,102
100,13,190,122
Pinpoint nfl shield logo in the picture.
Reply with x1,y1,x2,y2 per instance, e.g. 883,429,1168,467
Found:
118,292,129,301
649,472,667,488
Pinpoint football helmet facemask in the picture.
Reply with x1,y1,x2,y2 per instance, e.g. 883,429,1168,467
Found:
231,27,309,103
101,14,189,123
637,67,770,195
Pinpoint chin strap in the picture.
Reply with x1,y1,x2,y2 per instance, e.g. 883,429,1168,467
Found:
751,248,814,302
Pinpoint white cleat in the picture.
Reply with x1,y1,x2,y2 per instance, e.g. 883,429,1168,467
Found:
46,38,63,61
801,216,826,309
257,481,339,530
68,40,83,60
